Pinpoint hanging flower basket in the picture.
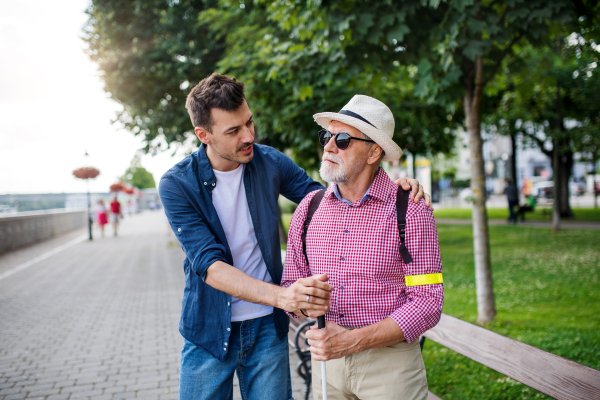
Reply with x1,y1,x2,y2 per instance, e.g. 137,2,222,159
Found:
110,182,126,192
73,167,100,180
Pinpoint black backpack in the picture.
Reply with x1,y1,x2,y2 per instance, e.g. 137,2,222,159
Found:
301,188,413,266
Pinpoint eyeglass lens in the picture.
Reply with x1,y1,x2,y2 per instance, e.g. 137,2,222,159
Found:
318,130,352,150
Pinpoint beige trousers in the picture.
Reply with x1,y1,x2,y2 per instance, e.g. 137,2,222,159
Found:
311,339,428,400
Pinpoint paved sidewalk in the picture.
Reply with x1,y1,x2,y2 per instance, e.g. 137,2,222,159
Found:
0,211,311,400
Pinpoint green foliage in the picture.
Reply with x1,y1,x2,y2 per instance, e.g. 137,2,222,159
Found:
84,0,459,171
488,36,600,156
83,0,224,153
425,224,600,399
120,154,156,189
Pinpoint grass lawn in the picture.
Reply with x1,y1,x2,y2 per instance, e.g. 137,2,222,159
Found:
433,207,600,221
425,224,600,399
280,214,600,398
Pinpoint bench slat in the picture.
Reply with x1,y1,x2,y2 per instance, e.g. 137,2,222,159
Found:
423,314,600,400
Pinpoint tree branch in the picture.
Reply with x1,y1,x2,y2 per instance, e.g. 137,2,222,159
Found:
521,130,552,157
482,31,526,86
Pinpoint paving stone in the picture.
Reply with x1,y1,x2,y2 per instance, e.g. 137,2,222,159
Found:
47,394,71,400
0,212,314,400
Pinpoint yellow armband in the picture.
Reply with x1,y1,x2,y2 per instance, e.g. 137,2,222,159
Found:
405,273,443,287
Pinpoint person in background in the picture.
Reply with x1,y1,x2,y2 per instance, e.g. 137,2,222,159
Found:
516,195,537,221
95,199,108,238
504,178,519,224
110,195,123,236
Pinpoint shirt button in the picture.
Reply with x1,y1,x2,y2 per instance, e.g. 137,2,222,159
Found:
340,314,344,318
340,285,344,290
224,348,227,351
228,302,231,306
212,183,216,186
204,182,207,185
227,328,231,331
224,342,228,345
177,228,181,232
344,229,349,233
340,256,345,261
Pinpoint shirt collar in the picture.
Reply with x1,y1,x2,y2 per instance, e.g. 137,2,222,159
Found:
194,144,217,190
330,167,391,206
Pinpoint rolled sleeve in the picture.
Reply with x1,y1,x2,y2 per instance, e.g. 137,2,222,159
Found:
281,190,320,317
390,203,444,342
159,175,228,280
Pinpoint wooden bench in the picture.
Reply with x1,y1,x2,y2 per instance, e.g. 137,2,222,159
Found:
289,314,600,399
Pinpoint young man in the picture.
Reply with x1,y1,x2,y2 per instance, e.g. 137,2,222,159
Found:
159,74,428,400
282,95,444,400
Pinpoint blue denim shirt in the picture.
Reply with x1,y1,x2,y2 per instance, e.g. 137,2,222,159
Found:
159,144,323,360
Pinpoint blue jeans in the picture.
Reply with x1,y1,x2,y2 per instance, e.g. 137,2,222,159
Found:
179,313,293,400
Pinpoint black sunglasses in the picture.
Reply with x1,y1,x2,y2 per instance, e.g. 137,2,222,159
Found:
318,129,375,150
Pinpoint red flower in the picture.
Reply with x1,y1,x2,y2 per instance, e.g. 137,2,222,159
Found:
73,167,100,180
110,182,125,192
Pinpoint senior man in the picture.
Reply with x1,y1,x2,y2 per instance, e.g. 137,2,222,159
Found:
159,74,430,400
282,95,444,400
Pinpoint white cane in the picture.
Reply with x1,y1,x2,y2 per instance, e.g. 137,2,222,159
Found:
317,316,327,400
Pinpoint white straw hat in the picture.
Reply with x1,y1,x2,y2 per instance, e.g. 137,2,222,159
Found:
313,95,402,161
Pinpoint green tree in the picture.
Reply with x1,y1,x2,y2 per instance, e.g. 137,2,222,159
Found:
487,20,600,224
121,155,156,189
83,0,458,171
83,0,224,152
250,0,597,323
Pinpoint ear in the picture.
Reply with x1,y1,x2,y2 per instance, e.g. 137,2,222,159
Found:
195,127,211,145
367,144,383,165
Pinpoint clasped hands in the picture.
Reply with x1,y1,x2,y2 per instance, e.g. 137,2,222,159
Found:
278,274,332,318
278,275,360,362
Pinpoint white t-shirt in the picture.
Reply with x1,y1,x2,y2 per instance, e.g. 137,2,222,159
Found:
212,164,274,322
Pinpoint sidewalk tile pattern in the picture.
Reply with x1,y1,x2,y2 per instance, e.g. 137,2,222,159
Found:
0,212,311,400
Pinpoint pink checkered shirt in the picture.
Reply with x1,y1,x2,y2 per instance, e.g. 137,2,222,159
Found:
282,169,444,343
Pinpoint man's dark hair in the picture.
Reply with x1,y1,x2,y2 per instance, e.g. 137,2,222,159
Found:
185,73,246,132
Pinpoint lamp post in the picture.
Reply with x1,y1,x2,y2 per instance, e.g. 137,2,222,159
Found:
72,151,100,241
85,151,92,241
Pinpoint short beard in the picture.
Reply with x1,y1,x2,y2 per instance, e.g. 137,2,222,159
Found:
319,153,348,184
212,124,258,164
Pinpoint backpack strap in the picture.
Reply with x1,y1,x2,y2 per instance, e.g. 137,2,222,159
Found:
301,189,327,266
396,188,413,264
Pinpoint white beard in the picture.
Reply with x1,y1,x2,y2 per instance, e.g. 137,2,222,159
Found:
319,154,349,184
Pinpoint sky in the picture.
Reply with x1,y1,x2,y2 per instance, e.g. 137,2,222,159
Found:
0,0,186,194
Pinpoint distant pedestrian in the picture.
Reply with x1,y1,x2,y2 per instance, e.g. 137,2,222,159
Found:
110,196,123,236
516,195,537,221
95,199,108,238
504,178,519,224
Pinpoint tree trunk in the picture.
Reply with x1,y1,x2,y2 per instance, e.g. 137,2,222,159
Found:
552,147,561,232
594,154,598,209
464,56,496,324
552,81,565,230
559,150,573,218
509,131,518,188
